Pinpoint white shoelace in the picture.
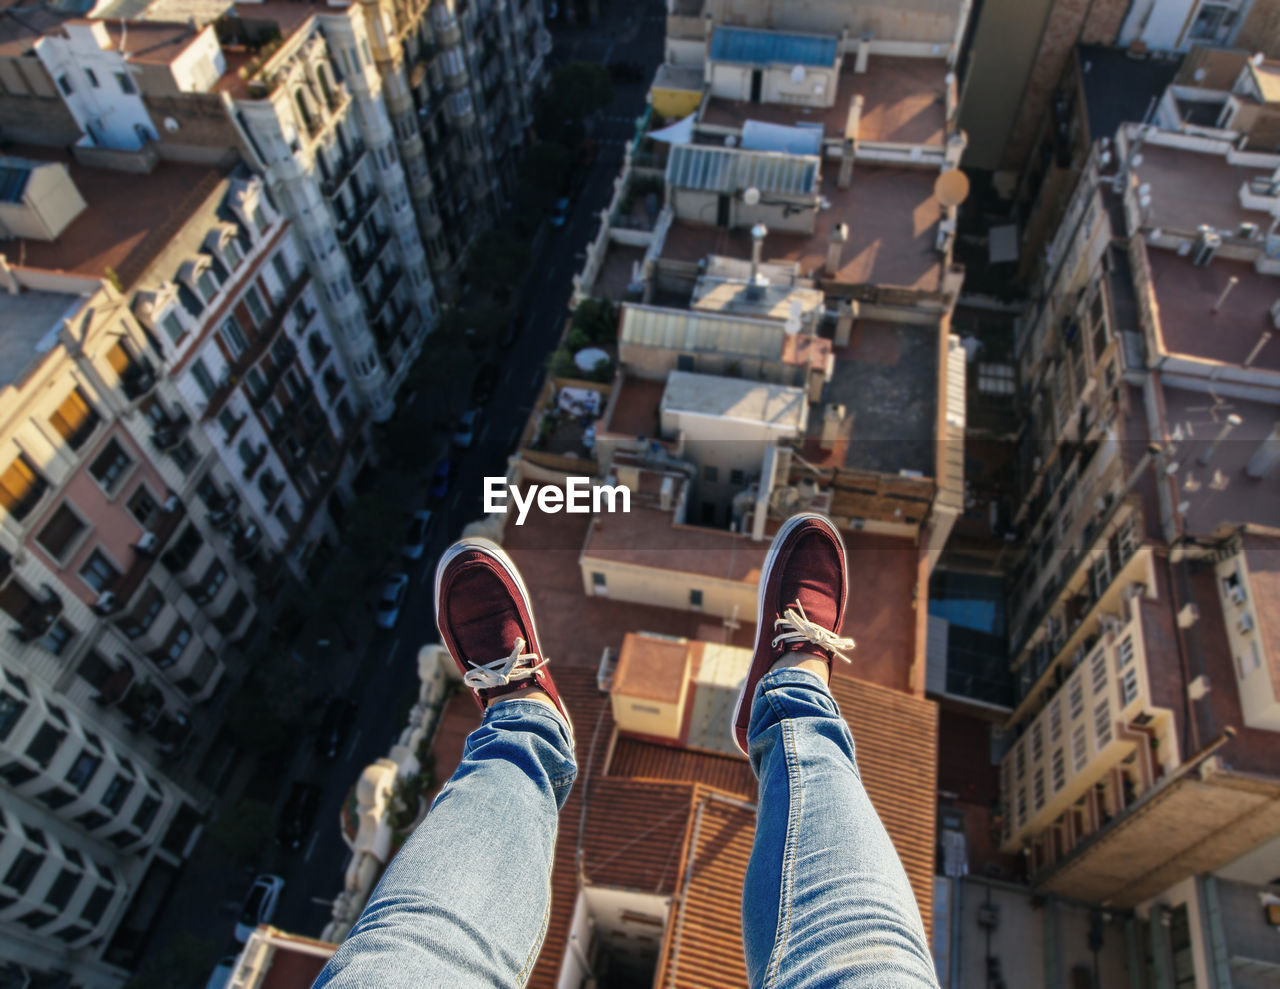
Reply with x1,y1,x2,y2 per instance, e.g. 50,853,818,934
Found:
463,636,549,691
772,602,856,663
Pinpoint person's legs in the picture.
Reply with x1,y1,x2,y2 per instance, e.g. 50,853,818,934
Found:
315,538,575,989
732,514,937,988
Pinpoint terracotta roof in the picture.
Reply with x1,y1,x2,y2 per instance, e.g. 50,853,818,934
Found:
580,778,696,892
609,734,757,799
581,511,768,584
613,632,694,704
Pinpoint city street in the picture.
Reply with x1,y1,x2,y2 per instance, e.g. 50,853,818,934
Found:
139,3,666,973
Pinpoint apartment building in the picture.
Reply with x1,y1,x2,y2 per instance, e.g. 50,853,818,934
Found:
0,260,262,986
995,88,1280,918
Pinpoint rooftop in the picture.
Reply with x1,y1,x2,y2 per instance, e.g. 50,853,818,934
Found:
620,303,792,361
1243,530,1280,710
702,58,948,146
1247,59,1280,104
659,166,944,291
484,510,938,987
1131,143,1272,235
0,282,85,387
0,145,222,289
665,143,820,196
801,319,939,476
613,631,691,704
1160,383,1280,535
1145,248,1280,374
605,374,667,439
660,368,808,429
708,25,838,68
61,17,203,64
1077,45,1181,145
0,0,72,56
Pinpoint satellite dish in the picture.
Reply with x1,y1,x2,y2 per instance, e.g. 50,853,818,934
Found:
790,64,805,83
743,186,760,206
163,117,180,133
933,168,970,207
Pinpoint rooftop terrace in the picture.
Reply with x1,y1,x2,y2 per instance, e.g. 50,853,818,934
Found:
702,58,948,147
1132,143,1272,235
660,166,944,291
0,283,85,387
1145,248,1280,374
0,145,222,289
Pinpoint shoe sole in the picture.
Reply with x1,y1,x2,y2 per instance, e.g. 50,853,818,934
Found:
729,512,846,756
433,537,574,741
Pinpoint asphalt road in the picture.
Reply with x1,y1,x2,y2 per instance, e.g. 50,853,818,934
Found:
262,3,667,941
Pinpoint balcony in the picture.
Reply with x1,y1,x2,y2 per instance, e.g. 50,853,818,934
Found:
364,265,404,320
120,358,157,401
201,272,311,422
285,415,368,553
240,443,268,480
150,410,192,452
232,523,262,562
111,494,187,606
206,491,239,531
321,139,367,198
308,338,332,370
350,226,393,284
336,190,379,243
9,584,63,643
248,339,298,409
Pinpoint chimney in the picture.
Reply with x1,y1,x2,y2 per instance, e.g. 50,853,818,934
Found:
820,403,845,452
746,223,768,298
1245,421,1280,478
834,300,856,347
0,256,17,295
825,222,849,277
1198,414,1242,465
855,36,870,73
659,475,674,511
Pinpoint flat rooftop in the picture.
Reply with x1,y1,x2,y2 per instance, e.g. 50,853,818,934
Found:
702,58,948,146
0,0,72,55
660,166,944,291
1161,383,1280,535
0,145,221,290
801,319,938,476
661,369,808,429
1145,248,1280,374
62,17,203,64
1132,143,1273,234
0,284,84,387
1243,531,1280,715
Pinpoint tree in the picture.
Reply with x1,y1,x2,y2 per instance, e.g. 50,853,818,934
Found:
571,297,620,344
209,798,274,864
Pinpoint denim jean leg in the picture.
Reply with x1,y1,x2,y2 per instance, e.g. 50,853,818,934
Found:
314,699,577,989
740,669,937,989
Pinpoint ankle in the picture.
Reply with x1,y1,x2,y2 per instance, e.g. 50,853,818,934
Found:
768,652,830,684
489,685,555,710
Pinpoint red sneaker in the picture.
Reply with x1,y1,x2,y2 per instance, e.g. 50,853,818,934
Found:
434,538,572,739
731,513,855,755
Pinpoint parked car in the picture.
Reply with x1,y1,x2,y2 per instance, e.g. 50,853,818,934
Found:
452,409,483,449
429,460,452,500
471,363,499,404
315,698,357,760
401,509,435,560
550,196,571,227
276,781,321,850
376,573,410,629
235,875,284,943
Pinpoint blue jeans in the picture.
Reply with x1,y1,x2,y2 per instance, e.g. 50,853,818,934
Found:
314,671,936,988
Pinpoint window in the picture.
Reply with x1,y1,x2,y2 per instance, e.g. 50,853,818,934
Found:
79,550,119,594
45,703,67,727
74,810,108,831
1014,741,1026,780
84,67,99,88
164,525,202,572
1090,648,1107,695
703,465,718,483
127,485,158,527
1071,723,1088,771
190,359,217,401
65,749,102,792
44,867,81,910
1115,635,1134,671
18,909,54,929
1051,748,1065,792
1094,698,1112,748
1030,722,1043,762
1015,787,1027,828
55,924,92,943
154,622,192,669
57,74,72,95
169,441,196,474
220,316,249,358
1068,677,1084,720
75,651,113,690
689,589,703,609
108,829,140,849
977,363,1016,396
4,849,44,893
1120,667,1139,706
89,439,132,494
223,238,243,271
1048,698,1062,744
40,621,74,656
80,885,113,924
591,572,606,588
245,368,268,403
101,774,133,813
194,561,226,605
36,504,86,561
119,585,163,639
49,388,99,450
256,208,270,236
1032,768,1045,812
133,795,161,833
26,722,66,768
114,70,135,94
0,453,47,521
244,287,267,324
196,268,217,302
37,787,74,810
0,690,27,741
729,469,745,486
161,311,185,345
0,762,36,786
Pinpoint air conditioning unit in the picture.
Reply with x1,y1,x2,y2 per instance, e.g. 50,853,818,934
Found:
135,531,158,554
1239,222,1259,239
1230,584,1247,606
1192,226,1221,266
163,492,180,513
1239,612,1255,635
93,591,118,615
